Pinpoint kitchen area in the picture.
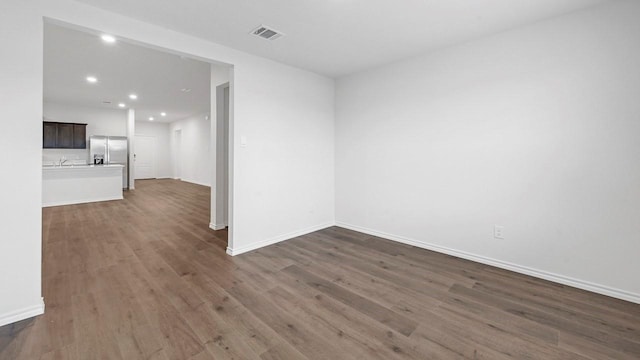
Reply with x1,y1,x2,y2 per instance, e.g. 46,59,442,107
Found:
42,120,129,207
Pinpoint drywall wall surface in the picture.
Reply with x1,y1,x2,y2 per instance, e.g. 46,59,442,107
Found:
0,0,335,325
43,101,127,136
169,113,212,186
228,61,335,254
335,1,640,302
135,120,171,178
0,0,45,326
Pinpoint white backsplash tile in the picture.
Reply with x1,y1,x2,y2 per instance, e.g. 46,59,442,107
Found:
42,149,88,166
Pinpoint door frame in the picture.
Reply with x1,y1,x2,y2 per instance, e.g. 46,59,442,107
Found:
42,18,235,264
173,129,182,180
211,82,230,230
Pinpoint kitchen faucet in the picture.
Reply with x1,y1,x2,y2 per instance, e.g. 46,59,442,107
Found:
59,156,67,166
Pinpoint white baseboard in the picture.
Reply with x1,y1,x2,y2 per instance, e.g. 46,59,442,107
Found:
42,196,123,208
179,178,211,187
336,222,640,305
226,222,335,256
0,298,45,327
209,222,227,231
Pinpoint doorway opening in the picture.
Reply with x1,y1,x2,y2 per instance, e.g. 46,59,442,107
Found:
42,20,234,252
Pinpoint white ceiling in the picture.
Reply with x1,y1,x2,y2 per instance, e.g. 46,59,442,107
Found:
44,23,213,123
73,0,611,77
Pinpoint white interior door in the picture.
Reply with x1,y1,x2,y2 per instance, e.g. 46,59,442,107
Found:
134,135,157,179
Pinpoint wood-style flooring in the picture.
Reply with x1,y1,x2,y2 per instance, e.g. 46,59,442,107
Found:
1,179,639,359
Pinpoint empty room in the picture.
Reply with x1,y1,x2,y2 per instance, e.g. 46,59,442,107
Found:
1,0,639,359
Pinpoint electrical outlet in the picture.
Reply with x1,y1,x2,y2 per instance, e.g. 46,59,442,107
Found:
494,225,504,239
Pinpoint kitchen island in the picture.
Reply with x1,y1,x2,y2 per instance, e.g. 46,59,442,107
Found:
42,164,124,207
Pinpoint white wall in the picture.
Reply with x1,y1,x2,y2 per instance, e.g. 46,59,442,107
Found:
1,0,335,326
336,1,640,303
0,1,44,326
169,113,211,186
42,101,127,164
135,120,171,178
229,63,335,255
44,101,127,136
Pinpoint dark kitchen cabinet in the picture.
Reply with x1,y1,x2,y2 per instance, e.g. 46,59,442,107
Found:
43,122,87,149
73,124,86,149
56,123,74,148
43,122,57,148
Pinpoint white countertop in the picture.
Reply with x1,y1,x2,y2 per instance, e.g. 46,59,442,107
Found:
43,164,124,170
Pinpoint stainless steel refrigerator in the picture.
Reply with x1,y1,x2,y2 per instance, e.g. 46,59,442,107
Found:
89,136,129,189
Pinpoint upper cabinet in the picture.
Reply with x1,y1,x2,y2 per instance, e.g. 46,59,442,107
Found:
73,124,86,149
43,122,87,149
56,123,74,148
43,122,57,148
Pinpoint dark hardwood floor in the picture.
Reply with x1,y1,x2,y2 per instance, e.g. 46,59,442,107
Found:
1,179,639,359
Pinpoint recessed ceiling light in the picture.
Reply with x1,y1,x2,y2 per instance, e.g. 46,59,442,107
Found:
180,88,191,93
118,103,126,108
129,94,138,100
86,76,98,83
101,34,116,43
149,117,154,121
160,112,167,117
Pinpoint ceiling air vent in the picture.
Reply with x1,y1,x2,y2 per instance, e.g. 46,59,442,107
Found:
251,25,284,41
